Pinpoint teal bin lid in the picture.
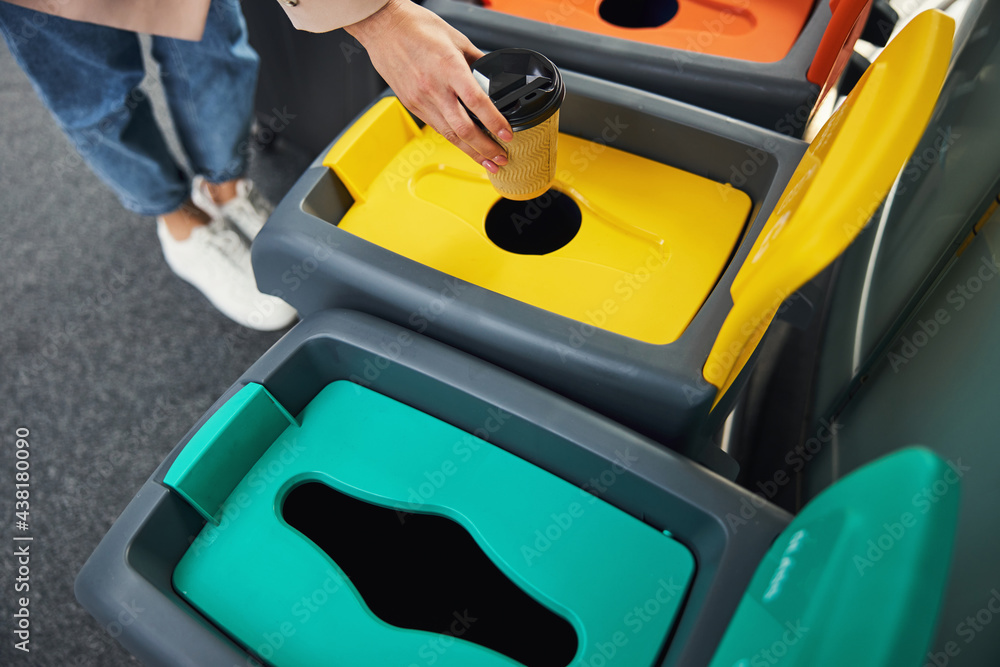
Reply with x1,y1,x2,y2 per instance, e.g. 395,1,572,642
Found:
709,447,960,667
168,382,695,666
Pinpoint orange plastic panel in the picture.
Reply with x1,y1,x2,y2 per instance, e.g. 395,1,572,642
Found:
807,0,873,103
482,0,814,62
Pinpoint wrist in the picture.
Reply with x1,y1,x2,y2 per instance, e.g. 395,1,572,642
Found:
346,0,405,45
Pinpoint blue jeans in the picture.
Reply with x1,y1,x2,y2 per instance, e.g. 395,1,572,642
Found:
0,0,259,216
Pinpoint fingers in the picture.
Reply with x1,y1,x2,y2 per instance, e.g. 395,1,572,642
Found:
450,35,516,163
460,41,485,66
403,98,493,172
433,105,500,173
450,33,513,144
439,95,509,169
455,75,514,145
356,0,514,173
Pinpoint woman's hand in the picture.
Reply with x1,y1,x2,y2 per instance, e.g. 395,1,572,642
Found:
346,0,513,173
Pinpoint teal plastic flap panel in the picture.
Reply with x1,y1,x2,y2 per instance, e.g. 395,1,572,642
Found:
173,381,695,667
709,448,961,667
163,383,297,524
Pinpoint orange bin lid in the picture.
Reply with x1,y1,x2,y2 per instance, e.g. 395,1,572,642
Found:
482,0,815,63
807,0,873,94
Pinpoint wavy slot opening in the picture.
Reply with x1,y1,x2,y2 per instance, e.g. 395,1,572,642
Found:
283,481,579,666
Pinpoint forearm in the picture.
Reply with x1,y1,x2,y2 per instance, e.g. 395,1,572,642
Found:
279,0,513,170
344,0,403,44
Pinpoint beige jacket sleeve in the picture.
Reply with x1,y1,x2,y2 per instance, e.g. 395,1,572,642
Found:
277,0,391,33
2,0,211,41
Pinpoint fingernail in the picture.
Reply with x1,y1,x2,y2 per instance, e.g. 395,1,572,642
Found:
482,160,498,174
493,154,508,166
498,129,513,142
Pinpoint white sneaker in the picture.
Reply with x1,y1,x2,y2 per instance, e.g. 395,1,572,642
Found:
191,175,273,242
156,218,297,331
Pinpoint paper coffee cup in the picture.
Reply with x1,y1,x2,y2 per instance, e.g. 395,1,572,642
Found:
470,49,566,201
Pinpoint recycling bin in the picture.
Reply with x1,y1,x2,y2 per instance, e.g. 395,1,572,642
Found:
252,12,953,464
73,314,960,667
74,309,791,667
71,9,972,666
423,0,879,133
709,447,960,666
170,380,694,666
325,96,752,348
800,0,1000,425
253,69,806,470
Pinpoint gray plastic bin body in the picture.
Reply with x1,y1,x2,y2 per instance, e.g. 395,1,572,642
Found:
733,0,997,506
251,70,807,464
75,310,791,667
422,0,836,135
810,0,1000,423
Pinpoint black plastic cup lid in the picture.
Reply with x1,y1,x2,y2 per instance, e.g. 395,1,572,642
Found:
470,49,565,132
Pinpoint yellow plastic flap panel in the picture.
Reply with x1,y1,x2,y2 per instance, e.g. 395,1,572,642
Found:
331,99,752,345
704,9,955,401
323,97,421,203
